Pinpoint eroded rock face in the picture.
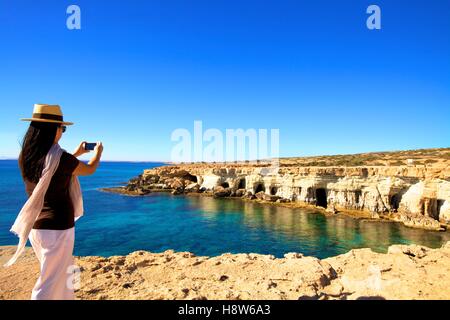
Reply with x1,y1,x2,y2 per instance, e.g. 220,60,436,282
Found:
119,164,450,231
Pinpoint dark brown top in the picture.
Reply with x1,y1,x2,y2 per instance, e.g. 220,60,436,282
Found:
25,152,80,230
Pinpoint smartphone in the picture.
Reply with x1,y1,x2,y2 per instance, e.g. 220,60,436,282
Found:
84,143,97,151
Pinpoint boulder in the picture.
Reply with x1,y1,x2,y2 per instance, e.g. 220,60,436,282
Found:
185,183,200,193
213,186,231,198
326,203,338,214
243,192,257,200
263,194,280,202
235,189,246,197
255,191,266,200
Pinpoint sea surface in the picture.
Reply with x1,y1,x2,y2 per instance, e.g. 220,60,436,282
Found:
0,160,449,259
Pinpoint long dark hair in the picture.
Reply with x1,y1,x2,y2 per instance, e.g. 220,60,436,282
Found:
19,121,59,183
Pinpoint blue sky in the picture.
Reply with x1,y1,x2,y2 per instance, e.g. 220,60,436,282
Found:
0,0,449,161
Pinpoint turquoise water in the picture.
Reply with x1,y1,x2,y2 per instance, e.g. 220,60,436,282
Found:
1,160,449,259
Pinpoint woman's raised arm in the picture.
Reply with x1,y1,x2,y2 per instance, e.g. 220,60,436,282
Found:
73,142,103,176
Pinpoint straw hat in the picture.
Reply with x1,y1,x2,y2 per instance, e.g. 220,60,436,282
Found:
21,104,74,125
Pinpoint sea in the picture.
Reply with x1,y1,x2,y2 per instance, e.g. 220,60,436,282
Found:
0,160,449,259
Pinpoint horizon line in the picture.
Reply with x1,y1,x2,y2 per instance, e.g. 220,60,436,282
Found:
166,146,450,163
1,146,448,163
0,158,170,163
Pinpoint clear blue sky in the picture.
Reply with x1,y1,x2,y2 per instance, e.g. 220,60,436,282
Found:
0,0,449,161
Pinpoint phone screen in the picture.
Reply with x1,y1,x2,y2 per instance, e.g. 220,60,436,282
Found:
84,143,97,151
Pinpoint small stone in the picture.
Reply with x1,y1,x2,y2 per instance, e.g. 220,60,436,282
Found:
181,288,189,294
218,275,229,281
284,252,304,259
267,280,277,289
122,283,133,289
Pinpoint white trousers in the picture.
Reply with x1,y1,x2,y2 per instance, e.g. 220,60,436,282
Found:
29,227,75,300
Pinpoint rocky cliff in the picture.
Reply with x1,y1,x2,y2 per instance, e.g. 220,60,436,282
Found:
109,149,450,231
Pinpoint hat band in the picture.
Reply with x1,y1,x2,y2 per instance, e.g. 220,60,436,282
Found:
32,113,63,122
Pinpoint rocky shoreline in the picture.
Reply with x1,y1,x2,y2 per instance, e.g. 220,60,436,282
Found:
1,242,449,300
102,160,450,231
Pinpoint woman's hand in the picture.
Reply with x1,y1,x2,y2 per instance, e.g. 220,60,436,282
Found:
73,141,90,158
94,142,103,157
73,142,104,176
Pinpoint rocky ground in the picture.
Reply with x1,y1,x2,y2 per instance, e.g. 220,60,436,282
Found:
280,147,450,168
1,242,449,300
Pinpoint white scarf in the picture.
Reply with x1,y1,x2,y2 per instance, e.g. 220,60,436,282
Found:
4,143,83,267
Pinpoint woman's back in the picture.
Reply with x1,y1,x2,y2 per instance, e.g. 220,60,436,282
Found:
24,152,80,230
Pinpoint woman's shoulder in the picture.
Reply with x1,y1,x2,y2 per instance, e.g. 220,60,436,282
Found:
60,151,80,173
61,151,77,161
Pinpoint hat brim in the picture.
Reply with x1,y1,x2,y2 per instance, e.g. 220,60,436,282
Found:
20,118,74,125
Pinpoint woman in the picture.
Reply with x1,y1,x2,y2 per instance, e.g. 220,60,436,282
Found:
5,103,103,300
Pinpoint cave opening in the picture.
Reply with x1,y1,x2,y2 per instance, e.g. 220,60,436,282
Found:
221,182,230,188
237,179,246,189
254,183,265,193
182,173,197,183
295,187,302,200
390,193,402,211
315,188,327,208
355,190,362,204
270,187,278,196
